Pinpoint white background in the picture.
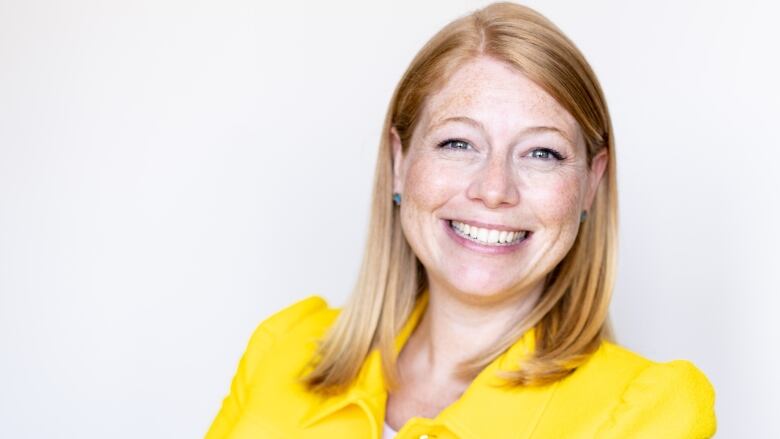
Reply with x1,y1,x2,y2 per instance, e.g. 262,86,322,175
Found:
1,0,778,437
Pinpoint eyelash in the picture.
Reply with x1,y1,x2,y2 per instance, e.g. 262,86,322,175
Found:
437,139,472,150
436,138,566,161
529,148,565,161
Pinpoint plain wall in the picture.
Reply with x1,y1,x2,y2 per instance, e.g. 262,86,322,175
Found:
1,0,778,437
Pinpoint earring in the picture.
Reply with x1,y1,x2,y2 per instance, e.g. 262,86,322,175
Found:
580,210,588,223
392,192,401,206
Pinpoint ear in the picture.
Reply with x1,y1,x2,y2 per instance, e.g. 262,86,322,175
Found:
585,149,608,211
390,126,405,194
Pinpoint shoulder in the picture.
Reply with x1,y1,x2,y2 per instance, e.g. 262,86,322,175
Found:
239,295,339,379
586,342,717,438
253,295,335,337
205,296,340,437
590,342,715,402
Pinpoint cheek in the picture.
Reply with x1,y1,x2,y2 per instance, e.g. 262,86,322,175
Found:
527,173,584,224
399,156,463,263
403,156,463,210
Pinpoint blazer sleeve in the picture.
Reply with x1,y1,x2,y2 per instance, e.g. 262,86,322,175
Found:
204,296,328,439
596,360,717,438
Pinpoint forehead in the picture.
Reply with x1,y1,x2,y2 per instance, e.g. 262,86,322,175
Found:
418,56,580,141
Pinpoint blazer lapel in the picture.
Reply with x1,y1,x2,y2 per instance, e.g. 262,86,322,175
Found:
434,328,559,439
299,291,430,437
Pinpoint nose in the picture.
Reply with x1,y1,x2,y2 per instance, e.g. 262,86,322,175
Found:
465,155,520,208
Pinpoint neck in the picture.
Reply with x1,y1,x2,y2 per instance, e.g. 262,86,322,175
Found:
402,281,543,385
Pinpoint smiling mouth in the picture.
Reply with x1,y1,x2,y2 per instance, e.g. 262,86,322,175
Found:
448,220,529,246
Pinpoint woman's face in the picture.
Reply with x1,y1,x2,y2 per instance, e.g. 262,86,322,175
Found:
392,56,607,303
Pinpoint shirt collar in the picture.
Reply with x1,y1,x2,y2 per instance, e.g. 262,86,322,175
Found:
299,290,556,439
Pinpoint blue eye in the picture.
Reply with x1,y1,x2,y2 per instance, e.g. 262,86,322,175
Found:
437,139,472,150
529,148,564,160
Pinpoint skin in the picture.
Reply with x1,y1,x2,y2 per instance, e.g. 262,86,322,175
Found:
385,56,608,429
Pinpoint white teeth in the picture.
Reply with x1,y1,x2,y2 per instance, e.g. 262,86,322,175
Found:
450,220,527,246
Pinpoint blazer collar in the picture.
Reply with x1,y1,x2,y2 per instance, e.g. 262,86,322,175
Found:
299,290,556,439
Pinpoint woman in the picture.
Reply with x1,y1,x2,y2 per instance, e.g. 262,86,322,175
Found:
206,2,716,438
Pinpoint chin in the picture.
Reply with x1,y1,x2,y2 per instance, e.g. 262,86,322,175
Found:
442,269,524,300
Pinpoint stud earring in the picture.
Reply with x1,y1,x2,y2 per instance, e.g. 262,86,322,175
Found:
392,192,401,206
580,210,588,223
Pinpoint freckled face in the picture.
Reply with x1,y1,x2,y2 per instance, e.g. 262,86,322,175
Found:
391,56,607,302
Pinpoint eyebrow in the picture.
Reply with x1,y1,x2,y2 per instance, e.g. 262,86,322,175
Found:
427,116,574,145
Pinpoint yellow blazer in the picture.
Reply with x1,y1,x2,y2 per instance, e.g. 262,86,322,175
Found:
206,291,716,438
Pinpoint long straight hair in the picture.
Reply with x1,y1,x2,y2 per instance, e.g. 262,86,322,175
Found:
303,1,618,394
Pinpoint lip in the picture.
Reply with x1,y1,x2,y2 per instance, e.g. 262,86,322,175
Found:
447,218,526,232
442,219,531,255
